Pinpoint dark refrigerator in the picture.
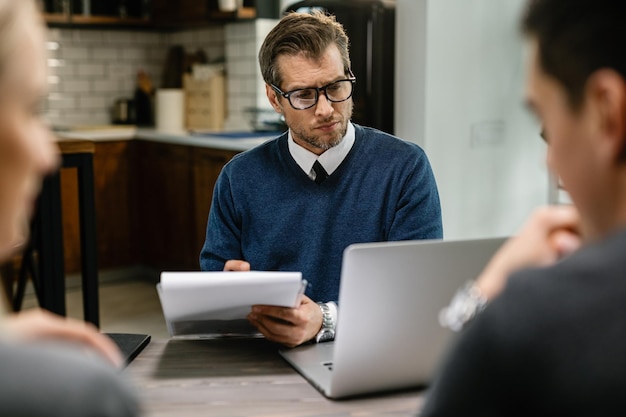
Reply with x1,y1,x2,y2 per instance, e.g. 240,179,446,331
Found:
286,0,396,135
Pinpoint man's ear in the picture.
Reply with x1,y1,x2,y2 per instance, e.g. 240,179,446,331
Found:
265,84,283,115
586,69,626,161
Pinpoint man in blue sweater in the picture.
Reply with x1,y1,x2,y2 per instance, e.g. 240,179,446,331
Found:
200,11,442,347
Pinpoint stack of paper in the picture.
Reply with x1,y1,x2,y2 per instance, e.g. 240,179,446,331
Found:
157,271,305,339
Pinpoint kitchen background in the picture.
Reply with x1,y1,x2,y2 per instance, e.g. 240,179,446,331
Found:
2,0,563,337
41,0,554,242
45,20,277,131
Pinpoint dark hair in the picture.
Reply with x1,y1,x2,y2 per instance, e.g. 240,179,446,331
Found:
258,10,351,88
522,0,626,109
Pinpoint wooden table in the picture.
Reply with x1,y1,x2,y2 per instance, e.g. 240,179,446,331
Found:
125,338,424,417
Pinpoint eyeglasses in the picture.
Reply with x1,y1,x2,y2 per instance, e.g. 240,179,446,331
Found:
271,74,356,110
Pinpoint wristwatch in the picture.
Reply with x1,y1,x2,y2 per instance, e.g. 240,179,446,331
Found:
315,302,336,343
438,281,488,332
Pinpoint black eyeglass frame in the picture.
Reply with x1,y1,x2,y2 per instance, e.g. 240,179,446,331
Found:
271,70,356,110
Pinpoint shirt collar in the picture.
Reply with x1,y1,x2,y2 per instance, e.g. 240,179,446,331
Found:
288,122,355,176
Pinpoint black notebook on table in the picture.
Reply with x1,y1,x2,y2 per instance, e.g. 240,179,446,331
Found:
106,333,151,366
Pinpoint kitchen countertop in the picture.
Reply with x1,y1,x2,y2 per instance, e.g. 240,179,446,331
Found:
55,127,283,152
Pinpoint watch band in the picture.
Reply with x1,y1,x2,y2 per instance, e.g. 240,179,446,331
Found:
315,302,336,343
438,281,488,332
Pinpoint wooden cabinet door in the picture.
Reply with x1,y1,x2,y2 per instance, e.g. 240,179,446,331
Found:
135,141,196,270
93,141,136,270
191,147,238,263
60,139,240,274
152,0,211,26
61,140,135,274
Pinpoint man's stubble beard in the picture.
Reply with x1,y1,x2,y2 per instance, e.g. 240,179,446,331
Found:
291,105,353,152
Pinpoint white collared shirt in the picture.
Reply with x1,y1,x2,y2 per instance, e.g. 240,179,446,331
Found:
288,122,356,181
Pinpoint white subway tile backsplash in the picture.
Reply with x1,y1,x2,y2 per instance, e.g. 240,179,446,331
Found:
49,63,76,77
47,28,62,41
78,96,110,109
59,111,111,126
47,82,61,94
48,94,76,110
169,31,195,45
147,48,167,61
61,79,91,94
47,58,66,67
92,79,120,93
60,46,90,60
47,22,280,128
119,78,138,94
227,60,248,77
206,45,225,62
243,40,256,58
225,42,240,60
121,47,148,61
247,78,261,94
108,63,137,79
71,30,105,43
91,47,119,61
47,28,75,42
226,21,255,41
227,79,243,95
44,109,63,125
78,63,105,77
222,19,278,131
46,41,60,51
105,31,135,44
133,32,165,45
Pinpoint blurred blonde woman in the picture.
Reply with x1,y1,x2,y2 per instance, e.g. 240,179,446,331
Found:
0,1,139,415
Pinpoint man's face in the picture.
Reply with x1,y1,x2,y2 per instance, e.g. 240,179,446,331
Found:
524,38,611,239
266,44,353,155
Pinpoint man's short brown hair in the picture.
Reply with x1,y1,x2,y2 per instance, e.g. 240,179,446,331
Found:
258,10,351,88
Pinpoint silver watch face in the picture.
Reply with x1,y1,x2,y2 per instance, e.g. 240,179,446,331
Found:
316,329,334,343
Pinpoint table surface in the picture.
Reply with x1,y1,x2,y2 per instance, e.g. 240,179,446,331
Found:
125,338,424,417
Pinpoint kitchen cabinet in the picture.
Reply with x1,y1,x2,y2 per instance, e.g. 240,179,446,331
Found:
151,0,257,28
42,0,264,29
42,0,152,28
134,142,237,271
92,141,138,269
191,147,239,263
59,140,136,273
53,138,239,274
135,141,196,270
59,165,82,273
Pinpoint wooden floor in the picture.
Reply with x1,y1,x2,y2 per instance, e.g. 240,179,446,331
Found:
21,269,170,339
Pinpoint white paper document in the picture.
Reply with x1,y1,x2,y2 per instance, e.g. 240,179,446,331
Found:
157,271,306,339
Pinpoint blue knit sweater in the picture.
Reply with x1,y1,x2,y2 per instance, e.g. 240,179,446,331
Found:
200,124,443,302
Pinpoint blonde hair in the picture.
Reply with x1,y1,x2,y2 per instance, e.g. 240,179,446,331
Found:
0,0,40,318
0,0,39,84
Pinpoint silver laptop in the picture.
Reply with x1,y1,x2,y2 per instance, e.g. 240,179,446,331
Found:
279,237,506,399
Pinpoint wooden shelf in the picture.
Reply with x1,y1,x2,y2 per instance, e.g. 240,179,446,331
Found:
45,6,258,29
70,14,151,26
44,13,70,24
45,13,152,28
